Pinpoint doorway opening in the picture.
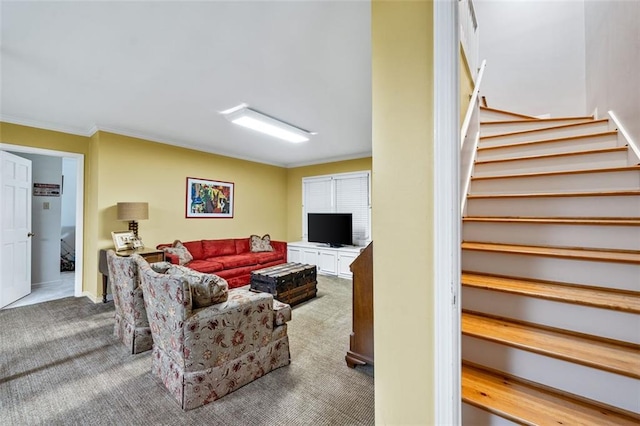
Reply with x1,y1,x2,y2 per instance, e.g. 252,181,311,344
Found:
0,143,84,308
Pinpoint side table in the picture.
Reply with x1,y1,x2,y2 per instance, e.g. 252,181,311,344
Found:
98,247,165,303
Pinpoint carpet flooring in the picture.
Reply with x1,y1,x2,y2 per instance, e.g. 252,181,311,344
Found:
0,275,374,425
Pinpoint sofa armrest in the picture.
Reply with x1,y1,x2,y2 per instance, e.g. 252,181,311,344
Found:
155,244,181,265
271,240,287,258
182,289,275,371
164,252,180,265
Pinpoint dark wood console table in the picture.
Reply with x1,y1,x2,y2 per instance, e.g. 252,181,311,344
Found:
346,242,373,368
98,248,164,303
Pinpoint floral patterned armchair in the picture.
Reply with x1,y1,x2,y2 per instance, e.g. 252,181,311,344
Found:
106,249,153,354
134,254,291,410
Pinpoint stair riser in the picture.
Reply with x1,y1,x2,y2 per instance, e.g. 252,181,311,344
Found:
463,222,640,251
480,123,611,147
476,134,618,161
462,250,640,292
462,403,519,426
466,195,640,218
462,336,640,413
473,150,628,177
480,109,535,122
462,286,640,343
480,119,595,137
470,170,640,195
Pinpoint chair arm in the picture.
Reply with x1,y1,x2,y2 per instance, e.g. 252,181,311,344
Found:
106,250,147,325
182,289,276,371
136,255,192,365
272,299,292,326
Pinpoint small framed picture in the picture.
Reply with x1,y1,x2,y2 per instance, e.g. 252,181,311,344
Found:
132,238,144,249
111,231,135,251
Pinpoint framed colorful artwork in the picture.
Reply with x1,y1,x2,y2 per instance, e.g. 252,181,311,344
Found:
186,177,234,218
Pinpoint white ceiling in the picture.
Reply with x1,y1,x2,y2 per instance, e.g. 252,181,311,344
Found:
1,1,371,167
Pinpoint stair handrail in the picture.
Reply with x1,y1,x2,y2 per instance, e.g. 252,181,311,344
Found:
460,59,487,216
460,59,486,147
608,110,640,163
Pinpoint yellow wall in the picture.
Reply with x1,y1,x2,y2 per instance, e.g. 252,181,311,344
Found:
285,157,372,242
1,123,288,300
460,46,475,124
93,131,287,298
372,0,435,424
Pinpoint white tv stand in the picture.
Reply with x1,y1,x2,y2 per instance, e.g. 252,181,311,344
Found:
287,241,363,279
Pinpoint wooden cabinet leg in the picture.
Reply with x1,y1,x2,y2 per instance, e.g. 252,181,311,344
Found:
345,354,366,369
102,275,108,303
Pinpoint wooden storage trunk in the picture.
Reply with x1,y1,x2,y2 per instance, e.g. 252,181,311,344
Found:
250,262,317,306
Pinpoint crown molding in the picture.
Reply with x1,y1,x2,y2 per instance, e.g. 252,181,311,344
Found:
1,116,370,169
284,151,372,168
0,115,96,137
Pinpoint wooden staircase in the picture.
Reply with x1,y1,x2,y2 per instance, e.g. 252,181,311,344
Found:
461,106,640,424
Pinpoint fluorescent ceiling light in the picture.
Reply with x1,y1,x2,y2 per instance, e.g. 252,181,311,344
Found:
220,104,314,143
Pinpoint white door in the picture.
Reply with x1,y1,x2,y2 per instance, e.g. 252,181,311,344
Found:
0,151,32,308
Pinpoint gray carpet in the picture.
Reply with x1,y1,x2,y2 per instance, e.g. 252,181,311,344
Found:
0,275,374,425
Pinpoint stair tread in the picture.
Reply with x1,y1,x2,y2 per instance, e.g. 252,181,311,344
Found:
462,363,640,425
474,146,629,165
478,130,617,152
467,190,640,199
463,216,640,225
480,118,607,139
471,164,640,181
462,312,640,378
479,106,540,120
462,272,640,313
461,242,640,264
480,115,596,126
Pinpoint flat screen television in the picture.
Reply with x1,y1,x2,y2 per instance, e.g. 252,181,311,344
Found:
308,213,353,247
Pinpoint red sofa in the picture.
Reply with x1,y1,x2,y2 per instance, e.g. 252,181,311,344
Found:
157,238,287,289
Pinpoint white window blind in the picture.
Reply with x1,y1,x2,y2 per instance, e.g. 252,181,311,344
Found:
336,175,370,244
302,171,371,245
304,178,333,213
302,178,333,241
